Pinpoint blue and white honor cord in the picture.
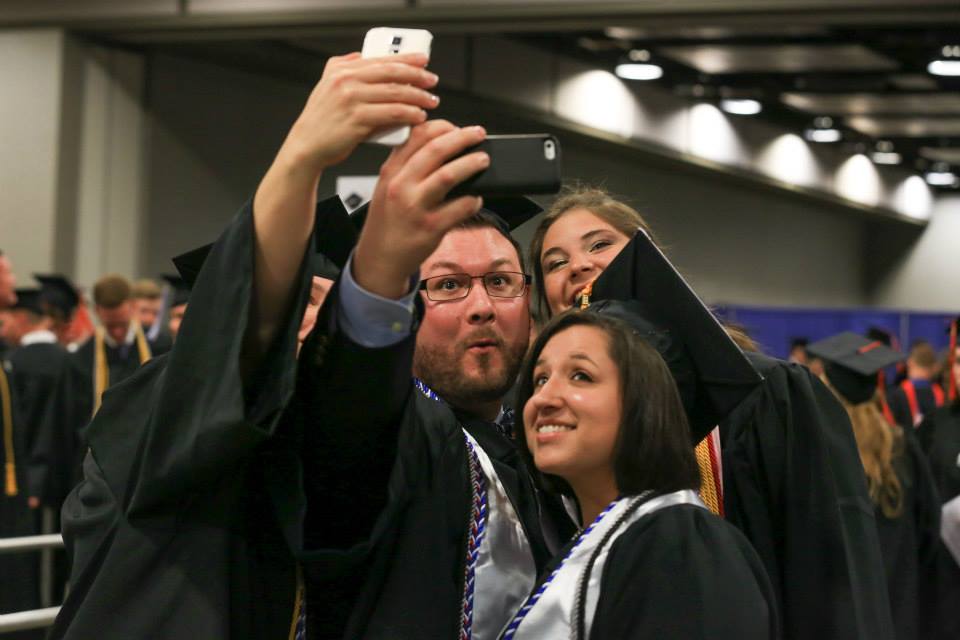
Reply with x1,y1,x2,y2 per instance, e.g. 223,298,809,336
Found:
294,600,306,640
413,379,489,640
500,498,623,639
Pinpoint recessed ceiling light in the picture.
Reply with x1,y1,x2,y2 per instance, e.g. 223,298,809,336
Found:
928,60,960,76
615,63,664,81
924,170,958,186
804,128,842,143
871,151,902,165
720,99,762,115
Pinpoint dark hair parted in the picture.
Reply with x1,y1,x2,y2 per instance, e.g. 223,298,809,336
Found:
529,185,655,319
454,210,527,275
515,310,701,498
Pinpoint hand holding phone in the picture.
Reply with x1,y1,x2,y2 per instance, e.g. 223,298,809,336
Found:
448,134,562,197
361,27,435,146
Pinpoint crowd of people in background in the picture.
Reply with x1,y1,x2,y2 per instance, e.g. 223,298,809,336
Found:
0,47,958,640
0,262,191,638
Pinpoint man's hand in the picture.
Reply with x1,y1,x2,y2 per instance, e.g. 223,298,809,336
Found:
352,120,489,299
245,52,440,370
277,52,440,177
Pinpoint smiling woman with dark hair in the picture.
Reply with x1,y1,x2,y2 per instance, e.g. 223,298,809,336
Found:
528,184,896,640
505,310,777,640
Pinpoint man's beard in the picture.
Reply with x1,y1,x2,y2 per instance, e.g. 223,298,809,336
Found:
413,329,528,411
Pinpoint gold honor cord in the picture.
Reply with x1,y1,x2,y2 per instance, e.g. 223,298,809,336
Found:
695,437,722,516
92,321,153,416
287,564,304,640
1,365,18,496
577,282,722,516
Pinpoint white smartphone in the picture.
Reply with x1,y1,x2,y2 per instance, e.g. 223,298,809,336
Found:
361,27,434,146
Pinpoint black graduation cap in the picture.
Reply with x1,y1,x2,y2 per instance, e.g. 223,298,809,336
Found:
11,288,44,315
160,274,190,307
33,274,80,316
581,229,763,444
348,196,543,236
172,195,357,291
866,326,895,348
807,332,904,405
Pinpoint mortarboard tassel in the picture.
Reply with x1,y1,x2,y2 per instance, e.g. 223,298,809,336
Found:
1,366,18,496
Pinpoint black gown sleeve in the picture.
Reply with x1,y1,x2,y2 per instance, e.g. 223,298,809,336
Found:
591,504,778,640
278,283,419,555
887,387,914,431
52,200,312,640
722,353,893,640
83,201,313,518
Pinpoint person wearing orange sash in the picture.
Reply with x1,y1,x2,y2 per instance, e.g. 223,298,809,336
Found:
888,341,946,429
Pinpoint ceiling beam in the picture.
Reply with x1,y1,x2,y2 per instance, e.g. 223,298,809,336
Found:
3,1,958,43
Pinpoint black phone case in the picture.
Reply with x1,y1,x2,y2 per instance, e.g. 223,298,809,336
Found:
449,134,562,197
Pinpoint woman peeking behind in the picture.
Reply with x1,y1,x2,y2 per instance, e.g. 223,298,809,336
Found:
503,310,778,640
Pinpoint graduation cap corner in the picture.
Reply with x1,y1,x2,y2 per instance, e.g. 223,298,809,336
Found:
807,331,904,405
580,228,764,444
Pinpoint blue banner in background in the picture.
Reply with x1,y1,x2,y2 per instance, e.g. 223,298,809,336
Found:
714,305,956,360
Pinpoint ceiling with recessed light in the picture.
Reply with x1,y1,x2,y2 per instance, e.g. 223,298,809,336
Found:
517,24,960,188
4,0,959,188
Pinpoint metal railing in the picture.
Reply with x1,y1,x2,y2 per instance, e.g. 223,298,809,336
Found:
0,533,64,634
0,607,61,633
0,534,62,554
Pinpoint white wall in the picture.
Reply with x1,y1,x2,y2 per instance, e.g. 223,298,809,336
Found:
868,195,960,312
142,52,868,307
0,30,67,278
1,34,951,311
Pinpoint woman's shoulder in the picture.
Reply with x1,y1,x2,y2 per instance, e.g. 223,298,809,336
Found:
609,498,769,584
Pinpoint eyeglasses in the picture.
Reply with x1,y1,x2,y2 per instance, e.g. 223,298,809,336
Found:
419,272,531,301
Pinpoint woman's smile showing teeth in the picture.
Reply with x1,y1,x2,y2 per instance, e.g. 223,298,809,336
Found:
537,424,575,433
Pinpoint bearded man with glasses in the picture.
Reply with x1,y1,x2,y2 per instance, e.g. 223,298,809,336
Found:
289,122,572,640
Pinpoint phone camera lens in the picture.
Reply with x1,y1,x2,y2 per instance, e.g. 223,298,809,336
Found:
543,140,557,161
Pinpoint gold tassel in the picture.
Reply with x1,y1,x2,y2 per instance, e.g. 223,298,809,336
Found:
578,282,593,310
134,320,152,366
695,438,721,516
5,463,16,497
93,327,108,417
1,366,18,496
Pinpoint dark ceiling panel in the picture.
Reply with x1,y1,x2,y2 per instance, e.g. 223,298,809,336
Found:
782,92,960,115
920,147,960,163
846,116,960,137
658,44,901,74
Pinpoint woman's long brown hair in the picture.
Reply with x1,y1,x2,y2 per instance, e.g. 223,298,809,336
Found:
825,379,904,518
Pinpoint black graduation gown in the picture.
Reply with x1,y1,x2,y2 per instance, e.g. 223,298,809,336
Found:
148,330,174,357
917,404,960,640
720,352,894,640
0,359,42,638
888,382,941,430
285,286,566,639
7,341,78,509
874,428,941,640
49,201,313,639
587,504,778,639
69,333,156,427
